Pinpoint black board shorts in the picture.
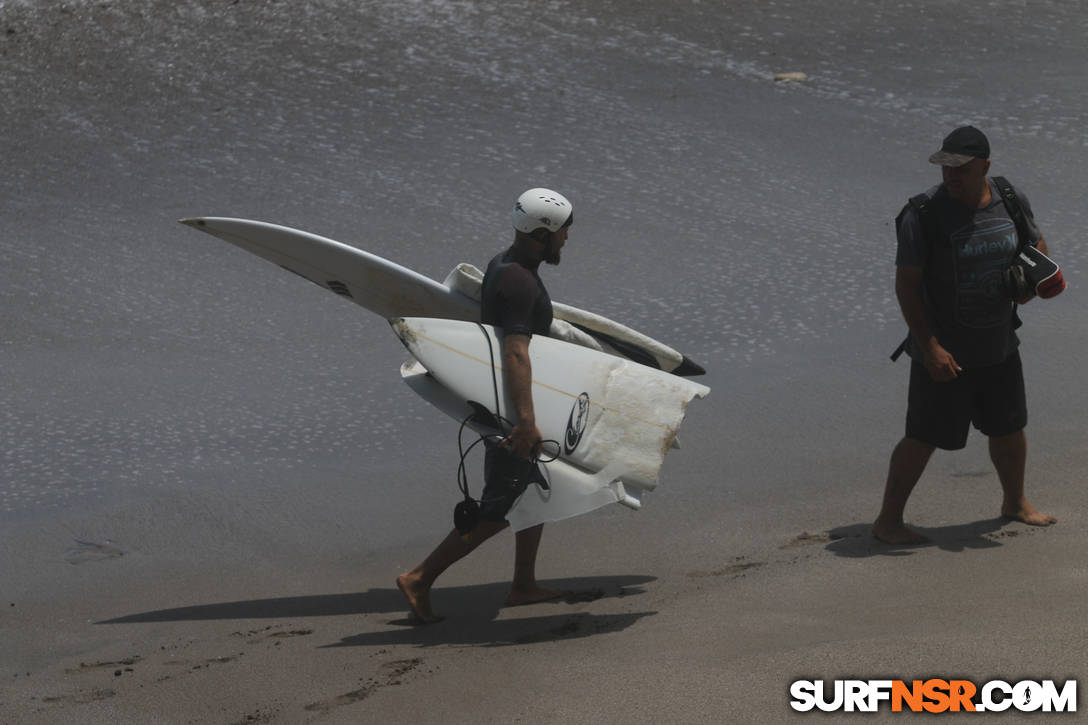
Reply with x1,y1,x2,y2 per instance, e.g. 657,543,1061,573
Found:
906,350,1027,450
479,442,548,522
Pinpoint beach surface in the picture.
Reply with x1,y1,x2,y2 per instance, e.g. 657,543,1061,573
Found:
2,1,1085,722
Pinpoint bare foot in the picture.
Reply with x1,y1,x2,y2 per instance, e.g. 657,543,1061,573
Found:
504,585,563,608
396,573,443,624
1002,502,1057,527
871,521,931,546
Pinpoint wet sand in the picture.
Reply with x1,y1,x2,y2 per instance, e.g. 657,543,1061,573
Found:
4,364,1082,723
4,510,1082,723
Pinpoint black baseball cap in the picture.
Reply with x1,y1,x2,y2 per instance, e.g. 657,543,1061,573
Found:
928,126,990,167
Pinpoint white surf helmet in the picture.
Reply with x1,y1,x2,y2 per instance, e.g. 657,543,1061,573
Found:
511,188,573,234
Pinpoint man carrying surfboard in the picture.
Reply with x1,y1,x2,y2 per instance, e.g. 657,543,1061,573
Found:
873,127,1058,545
397,188,574,623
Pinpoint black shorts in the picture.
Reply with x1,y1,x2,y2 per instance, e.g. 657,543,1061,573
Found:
479,442,547,522
905,350,1027,450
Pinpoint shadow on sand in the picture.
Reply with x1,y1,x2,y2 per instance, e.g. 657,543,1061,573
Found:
324,609,657,648
824,517,1023,558
97,574,656,646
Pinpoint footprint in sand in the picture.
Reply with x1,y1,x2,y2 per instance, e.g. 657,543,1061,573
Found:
64,539,124,564
40,688,117,705
685,558,766,578
304,658,426,713
778,531,843,549
232,625,315,644
64,656,141,675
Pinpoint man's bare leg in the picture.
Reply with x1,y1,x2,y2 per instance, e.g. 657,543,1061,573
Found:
873,437,936,545
990,430,1057,526
505,523,562,606
396,520,508,623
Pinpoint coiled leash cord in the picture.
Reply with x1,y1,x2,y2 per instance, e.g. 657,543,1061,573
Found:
452,324,559,536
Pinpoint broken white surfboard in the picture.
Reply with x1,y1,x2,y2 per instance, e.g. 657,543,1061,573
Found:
392,317,709,528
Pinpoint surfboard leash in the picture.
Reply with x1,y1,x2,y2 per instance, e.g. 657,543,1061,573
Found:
450,325,558,538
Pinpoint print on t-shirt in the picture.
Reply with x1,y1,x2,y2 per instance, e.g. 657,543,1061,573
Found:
951,216,1017,329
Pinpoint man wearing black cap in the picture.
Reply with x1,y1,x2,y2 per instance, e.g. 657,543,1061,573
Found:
873,126,1057,545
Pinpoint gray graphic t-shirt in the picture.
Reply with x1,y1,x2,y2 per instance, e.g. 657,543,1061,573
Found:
895,179,1041,368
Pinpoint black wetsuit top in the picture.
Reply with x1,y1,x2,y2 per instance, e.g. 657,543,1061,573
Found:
476,246,553,520
480,247,552,337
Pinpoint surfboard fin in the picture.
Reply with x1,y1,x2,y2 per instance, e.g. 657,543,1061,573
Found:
466,400,503,431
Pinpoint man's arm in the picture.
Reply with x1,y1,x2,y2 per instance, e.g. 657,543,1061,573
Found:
896,265,961,381
501,333,543,458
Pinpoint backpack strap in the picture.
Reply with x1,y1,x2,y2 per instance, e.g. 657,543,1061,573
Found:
890,336,909,362
991,176,1032,252
890,192,938,361
991,176,1031,329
